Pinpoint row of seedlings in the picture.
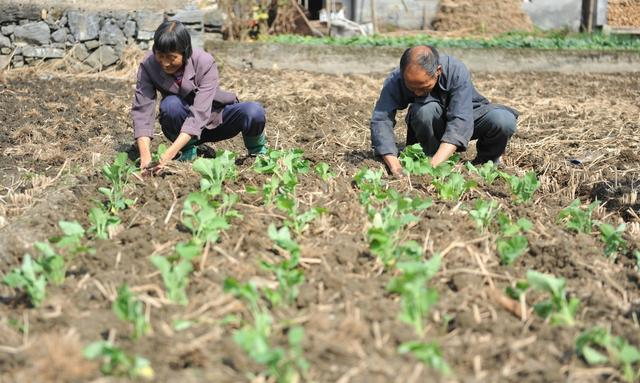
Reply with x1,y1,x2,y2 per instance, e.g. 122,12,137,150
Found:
223,149,332,382
353,163,451,376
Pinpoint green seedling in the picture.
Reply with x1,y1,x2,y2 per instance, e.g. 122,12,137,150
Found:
432,172,476,201
466,161,501,185
83,341,154,379
505,280,530,300
467,199,499,232
387,255,442,336
353,168,387,205
497,236,529,265
49,220,93,256
634,250,640,273
181,192,233,246
261,225,305,306
427,154,459,181
505,171,540,204
576,327,640,383
151,143,167,163
399,341,451,376
225,277,308,383
496,213,532,265
526,270,579,327
113,284,150,340
34,242,65,285
314,162,335,182
98,152,136,213
275,194,326,235
88,206,121,240
599,223,627,259
557,198,599,233
3,254,47,306
254,149,310,205
192,150,237,197
150,243,197,305
399,143,432,175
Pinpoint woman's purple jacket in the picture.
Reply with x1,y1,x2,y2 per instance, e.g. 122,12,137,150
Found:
131,48,238,140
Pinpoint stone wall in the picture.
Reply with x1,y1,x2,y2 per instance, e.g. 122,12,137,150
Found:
0,4,224,71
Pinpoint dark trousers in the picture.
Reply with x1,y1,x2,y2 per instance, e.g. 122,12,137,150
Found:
407,103,517,163
159,95,266,145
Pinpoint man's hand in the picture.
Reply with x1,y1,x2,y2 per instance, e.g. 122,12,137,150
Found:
430,142,458,168
382,154,405,178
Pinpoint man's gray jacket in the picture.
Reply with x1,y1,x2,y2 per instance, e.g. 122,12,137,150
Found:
370,54,518,156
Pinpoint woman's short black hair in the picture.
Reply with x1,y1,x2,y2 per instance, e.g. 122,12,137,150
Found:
153,20,192,64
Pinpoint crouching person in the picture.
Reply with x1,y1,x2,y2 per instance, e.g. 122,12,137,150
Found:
370,45,518,177
131,20,267,173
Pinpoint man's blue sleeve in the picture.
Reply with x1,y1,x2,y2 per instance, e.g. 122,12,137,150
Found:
370,71,408,156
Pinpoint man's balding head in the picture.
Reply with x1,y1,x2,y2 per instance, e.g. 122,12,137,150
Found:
400,46,442,97
400,45,440,77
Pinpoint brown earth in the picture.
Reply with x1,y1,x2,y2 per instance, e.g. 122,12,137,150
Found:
0,56,639,382
608,0,640,27
433,0,534,35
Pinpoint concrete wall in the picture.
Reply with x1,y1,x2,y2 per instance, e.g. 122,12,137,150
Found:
351,0,440,30
4,0,200,11
522,0,582,31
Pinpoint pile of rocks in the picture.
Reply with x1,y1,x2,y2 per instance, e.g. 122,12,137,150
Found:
0,4,224,71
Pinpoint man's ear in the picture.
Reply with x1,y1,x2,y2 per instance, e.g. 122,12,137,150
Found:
437,64,443,76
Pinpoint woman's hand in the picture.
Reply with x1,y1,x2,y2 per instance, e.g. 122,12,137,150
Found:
137,137,152,171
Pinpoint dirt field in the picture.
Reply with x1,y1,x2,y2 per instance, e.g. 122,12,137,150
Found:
0,56,639,383
433,0,534,35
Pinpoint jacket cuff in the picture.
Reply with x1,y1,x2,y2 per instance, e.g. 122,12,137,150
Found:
441,132,469,151
180,121,203,140
134,128,154,140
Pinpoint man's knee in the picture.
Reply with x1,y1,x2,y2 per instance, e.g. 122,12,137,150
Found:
412,102,444,128
486,109,517,137
159,95,187,118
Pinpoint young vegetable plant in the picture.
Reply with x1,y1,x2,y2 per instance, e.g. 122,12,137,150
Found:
504,171,540,204
49,220,93,257
598,223,627,259
387,255,442,336
112,284,150,340
261,225,305,306
353,168,387,206
576,327,640,383
88,206,121,240
526,270,580,327
181,192,234,247
33,242,65,285
314,162,335,183
399,143,432,175
254,149,310,204
192,150,237,197
275,194,326,235
432,172,476,201
465,161,501,185
149,242,199,305
83,341,154,379
557,198,599,234
99,152,136,213
496,213,533,265
467,199,499,233
224,278,309,383
3,254,47,307
399,341,451,376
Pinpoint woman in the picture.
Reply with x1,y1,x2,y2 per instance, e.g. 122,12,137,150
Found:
131,20,267,173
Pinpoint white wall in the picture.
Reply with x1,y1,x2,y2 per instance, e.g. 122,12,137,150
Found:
522,0,583,31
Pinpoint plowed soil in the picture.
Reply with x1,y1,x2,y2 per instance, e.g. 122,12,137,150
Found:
0,59,639,383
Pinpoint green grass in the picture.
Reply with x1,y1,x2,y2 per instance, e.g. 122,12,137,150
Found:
264,32,640,51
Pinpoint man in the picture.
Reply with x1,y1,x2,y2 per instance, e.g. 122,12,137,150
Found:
370,45,518,177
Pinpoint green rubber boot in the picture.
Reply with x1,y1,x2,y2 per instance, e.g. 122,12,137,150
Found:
177,144,197,161
243,133,268,156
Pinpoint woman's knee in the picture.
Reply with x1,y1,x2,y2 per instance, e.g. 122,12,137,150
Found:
242,102,266,125
159,95,187,118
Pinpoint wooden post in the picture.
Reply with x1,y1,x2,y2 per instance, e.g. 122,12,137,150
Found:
370,0,378,34
581,0,596,32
